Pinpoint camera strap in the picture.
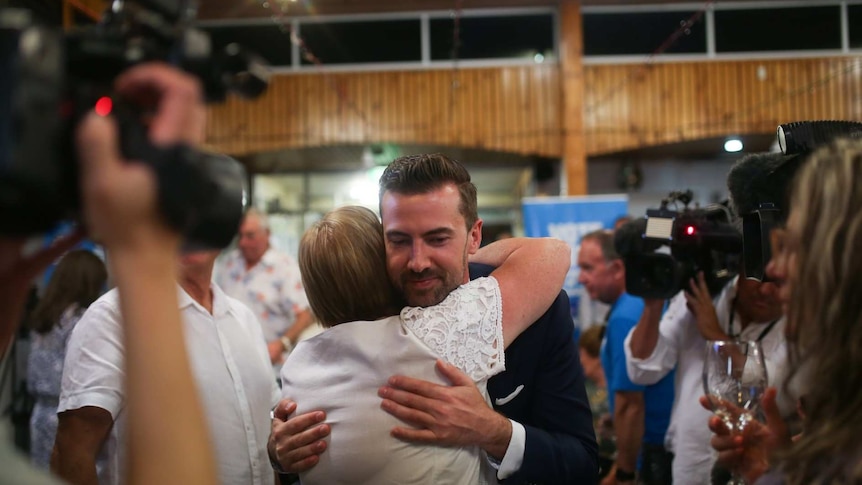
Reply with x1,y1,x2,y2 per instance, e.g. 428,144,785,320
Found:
727,297,780,342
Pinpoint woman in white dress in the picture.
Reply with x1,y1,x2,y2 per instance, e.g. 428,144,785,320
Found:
280,206,570,485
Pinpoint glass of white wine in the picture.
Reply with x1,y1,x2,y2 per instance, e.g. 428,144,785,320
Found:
702,339,767,485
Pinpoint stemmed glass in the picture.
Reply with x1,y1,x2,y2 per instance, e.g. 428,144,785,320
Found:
702,339,768,485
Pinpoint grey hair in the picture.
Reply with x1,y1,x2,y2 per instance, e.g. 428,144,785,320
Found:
581,229,620,262
243,207,270,231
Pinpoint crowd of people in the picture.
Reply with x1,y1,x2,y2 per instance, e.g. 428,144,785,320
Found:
3,59,862,485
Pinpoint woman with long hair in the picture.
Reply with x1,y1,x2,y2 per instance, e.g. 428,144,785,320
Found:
27,250,107,469
708,138,862,484
771,138,862,483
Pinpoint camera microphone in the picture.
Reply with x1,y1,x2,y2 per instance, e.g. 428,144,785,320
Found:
726,152,795,219
778,121,862,156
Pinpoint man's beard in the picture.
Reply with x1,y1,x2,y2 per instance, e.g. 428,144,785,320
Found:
398,267,462,307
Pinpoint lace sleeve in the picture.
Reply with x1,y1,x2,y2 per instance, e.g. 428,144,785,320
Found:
400,277,505,382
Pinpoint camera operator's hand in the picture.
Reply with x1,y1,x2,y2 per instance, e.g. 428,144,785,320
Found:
685,272,728,341
78,63,205,251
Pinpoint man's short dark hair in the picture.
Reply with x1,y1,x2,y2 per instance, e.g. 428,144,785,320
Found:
378,153,478,230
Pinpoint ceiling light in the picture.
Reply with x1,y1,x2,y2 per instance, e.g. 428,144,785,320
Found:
724,138,743,153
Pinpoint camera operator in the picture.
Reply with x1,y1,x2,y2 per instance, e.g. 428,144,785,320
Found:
1,63,216,484
577,230,674,485
623,221,792,484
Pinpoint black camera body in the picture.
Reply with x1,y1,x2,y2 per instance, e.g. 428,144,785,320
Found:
616,190,741,300
733,121,862,281
0,1,268,249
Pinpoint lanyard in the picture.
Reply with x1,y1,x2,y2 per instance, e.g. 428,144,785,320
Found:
727,297,779,342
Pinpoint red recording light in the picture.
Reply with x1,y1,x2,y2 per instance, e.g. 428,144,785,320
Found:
94,97,113,117
685,225,696,236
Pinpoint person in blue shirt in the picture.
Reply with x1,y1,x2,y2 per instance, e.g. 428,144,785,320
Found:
578,229,675,485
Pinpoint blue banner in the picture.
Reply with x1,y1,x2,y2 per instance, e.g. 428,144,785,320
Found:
522,195,629,330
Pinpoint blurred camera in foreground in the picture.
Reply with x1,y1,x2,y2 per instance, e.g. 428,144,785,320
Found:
0,0,269,249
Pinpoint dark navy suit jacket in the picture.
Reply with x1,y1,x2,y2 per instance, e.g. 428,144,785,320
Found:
471,263,598,484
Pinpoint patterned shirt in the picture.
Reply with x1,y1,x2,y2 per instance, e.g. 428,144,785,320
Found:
216,247,310,343
28,306,83,469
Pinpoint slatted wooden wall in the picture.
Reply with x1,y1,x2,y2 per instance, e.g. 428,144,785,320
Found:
205,56,862,158
584,56,862,154
206,66,562,157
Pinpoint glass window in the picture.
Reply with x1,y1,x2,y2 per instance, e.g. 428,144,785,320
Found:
714,6,841,52
299,20,421,65
203,25,293,66
849,5,862,49
430,14,555,61
11,0,62,25
583,11,707,56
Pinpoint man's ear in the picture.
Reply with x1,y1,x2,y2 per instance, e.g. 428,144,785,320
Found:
467,219,483,254
610,258,625,278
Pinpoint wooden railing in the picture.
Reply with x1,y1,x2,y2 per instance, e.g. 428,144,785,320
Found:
205,56,862,158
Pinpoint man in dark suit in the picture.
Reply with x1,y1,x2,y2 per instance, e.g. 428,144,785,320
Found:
268,153,597,483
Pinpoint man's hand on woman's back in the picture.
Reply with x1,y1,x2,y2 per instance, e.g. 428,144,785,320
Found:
269,398,331,473
378,359,513,459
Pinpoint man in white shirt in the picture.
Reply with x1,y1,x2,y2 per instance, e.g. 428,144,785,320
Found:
52,250,279,485
216,209,313,369
624,274,792,485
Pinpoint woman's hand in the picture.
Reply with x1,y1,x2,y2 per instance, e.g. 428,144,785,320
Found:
700,387,790,484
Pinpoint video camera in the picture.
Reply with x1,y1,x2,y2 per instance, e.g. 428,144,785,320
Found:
615,190,741,300
0,0,269,249
731,121,862,281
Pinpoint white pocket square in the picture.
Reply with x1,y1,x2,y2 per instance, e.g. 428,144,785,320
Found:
494,384,525,406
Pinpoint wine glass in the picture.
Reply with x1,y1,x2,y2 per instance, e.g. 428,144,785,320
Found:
702,339,768,485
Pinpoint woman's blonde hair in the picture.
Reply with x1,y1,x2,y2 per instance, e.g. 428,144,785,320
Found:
299,206,403,328
781,138,862,483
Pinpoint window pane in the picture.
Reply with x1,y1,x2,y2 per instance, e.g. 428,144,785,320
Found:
10,0,63,25
300,20,421,65
583,11,707,56
430,15,555,61
715,6,841,52
203,25,293,66
850,5,862,49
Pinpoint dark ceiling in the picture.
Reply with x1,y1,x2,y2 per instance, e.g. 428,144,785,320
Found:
197,0,793,20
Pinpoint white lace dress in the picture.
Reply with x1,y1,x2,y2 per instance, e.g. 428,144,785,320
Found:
280,277,505,485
